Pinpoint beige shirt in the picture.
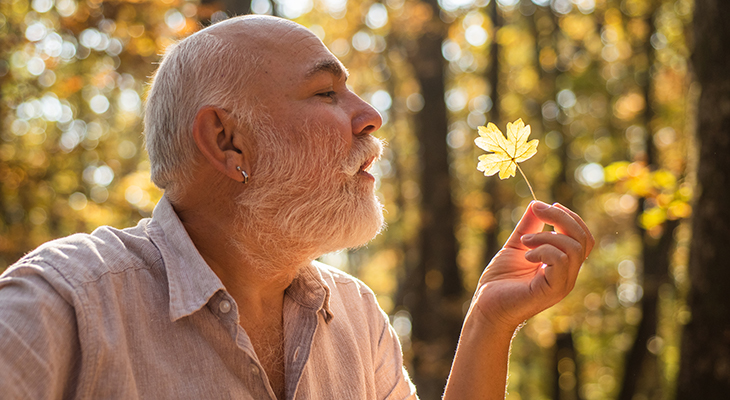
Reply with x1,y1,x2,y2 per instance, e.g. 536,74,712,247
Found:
0,197,417,399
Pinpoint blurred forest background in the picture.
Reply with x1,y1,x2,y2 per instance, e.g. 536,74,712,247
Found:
2,0,729,399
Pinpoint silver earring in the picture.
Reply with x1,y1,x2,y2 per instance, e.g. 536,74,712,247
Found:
236,166,249,184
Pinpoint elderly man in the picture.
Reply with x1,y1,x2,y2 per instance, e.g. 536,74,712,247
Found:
0,15,593,400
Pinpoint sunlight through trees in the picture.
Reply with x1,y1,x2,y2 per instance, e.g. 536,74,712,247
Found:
0,0,710,398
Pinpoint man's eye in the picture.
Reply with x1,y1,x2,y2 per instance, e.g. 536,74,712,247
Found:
317,91,336,98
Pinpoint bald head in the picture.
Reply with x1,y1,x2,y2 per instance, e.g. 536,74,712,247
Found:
144,16,328,198
206,16,347,101
205,14,304,42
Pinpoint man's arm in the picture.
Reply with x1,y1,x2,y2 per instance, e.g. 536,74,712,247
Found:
0,262,81,399
443,201,594,399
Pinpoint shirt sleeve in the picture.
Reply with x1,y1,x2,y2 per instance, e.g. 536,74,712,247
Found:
373,307,419,400
0,262,81,399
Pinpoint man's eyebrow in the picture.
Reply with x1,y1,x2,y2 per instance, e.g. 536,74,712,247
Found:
305,59,349,80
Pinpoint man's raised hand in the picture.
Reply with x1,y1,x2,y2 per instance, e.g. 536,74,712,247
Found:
469,201,595,331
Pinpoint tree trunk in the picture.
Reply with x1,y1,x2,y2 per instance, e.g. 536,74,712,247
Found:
553,332,582,400
618,3,673,398
400,1,463,398
677,0,730,396
482,0,503,265
217,0,252,15
543,7,575,211
199,0,252,24
618,219,678,400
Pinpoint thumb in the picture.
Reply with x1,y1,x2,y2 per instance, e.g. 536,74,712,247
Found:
504,201,548,250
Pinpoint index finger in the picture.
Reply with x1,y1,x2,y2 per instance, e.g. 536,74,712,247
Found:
504,201,548,251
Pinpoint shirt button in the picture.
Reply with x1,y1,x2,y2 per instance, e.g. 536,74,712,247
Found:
219,300,232,314
250,364,260,375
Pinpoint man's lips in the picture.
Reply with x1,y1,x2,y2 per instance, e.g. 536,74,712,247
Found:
356,156,377,180
359,156,376,173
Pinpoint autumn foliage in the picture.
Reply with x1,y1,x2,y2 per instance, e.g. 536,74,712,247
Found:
0,0,700,399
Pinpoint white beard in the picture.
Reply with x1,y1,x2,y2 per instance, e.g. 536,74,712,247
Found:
231,116,385,275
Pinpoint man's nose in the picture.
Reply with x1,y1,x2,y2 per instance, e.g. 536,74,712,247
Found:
351,94,383,137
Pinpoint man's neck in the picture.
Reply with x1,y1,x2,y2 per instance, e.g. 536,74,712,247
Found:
170,187,301,399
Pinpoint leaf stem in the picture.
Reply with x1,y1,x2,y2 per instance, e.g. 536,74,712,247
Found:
516,163,537,201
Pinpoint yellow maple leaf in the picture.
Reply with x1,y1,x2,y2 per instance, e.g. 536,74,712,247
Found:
475,118,539,199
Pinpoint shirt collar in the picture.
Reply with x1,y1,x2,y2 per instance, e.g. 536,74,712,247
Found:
286,261,334,323
149,196,226,322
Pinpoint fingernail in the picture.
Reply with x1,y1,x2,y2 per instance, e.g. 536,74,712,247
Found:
522,234,534,241
532,201,549,210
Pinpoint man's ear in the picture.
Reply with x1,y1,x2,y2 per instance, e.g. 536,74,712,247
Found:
192,106,251,184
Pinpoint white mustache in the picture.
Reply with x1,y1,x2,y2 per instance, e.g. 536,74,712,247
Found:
342,135,384,176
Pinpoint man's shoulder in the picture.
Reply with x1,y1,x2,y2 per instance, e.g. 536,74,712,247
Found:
6,218,162,286
311,261,387,319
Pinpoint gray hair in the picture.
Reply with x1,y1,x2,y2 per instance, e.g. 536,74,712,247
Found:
144,29,256,198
